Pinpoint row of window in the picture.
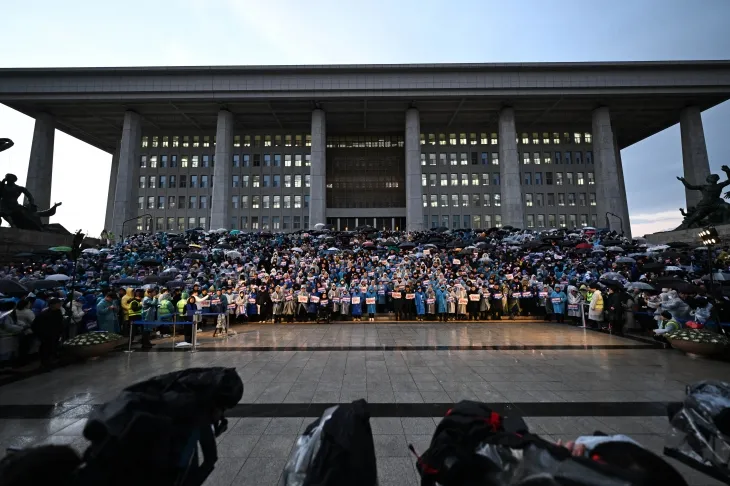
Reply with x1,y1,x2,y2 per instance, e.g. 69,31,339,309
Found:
419,132,591,147
141,131,591,151
232,174,309,188
137,215,311,232
138,174,314,190
420,171,595,187
140,153,313,169
138,194,312,210
423,213,598,230
419,151,592,167
421,192,597,209
141,134,314,149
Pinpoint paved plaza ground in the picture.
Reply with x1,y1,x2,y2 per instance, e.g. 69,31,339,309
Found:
1,322,728,485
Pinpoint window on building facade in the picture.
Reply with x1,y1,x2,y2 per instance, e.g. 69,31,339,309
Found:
575,152,582,164
535,173,542,185
263,195,270,209
482,173,489,186
521,133,529,144
168,196,176,209
577,172,585,185
546,172,553,185
544,152,552,164
564,151,572,165
170,155,178,168
284,175,291,188
179,196,186,208
484,194,491,207
252,196,260,209
304,195,310,208
459,153,468,165
148,176,156,189
579,193,586,206
440,174,447,186
201,175,209,188
554,151,561,164
532,132,539,144
533,152,541,165
449,153,457,166
542,133,550,144
449,133,457,145
450,194,458,207
462,194,469,207
494,194,501,207
189,196,197,209
252,175,260,188
568,193,576,206
491,153,499,165
232,175,240,188
471,173,479,186
429,174,437,187
566,172,574,185
422,195,428,208
537,214,545,227
450,174,458,186
420,154,426,166
481,152,488,165
547,193,555,206
586,151,593,164
202,155,211,167
527,214,535,228
587,172,595,185
525,193,533,206
263,175,270,188
574,132,582,144
149,155,157,168
139,176,145,189
459,133,467,145
439,153,447,165
558,193,565,206
295,175,302,188
137,196,144,209
284,195,291,209
472,194,480,207
555,172,563,185
559,214,567,228
140,156,147,168
580,214,588,227
294,195,302,208
200,196,208,209
536,193,544,207
523,153,530,165
421,174,427,187
548,214,556,227
159,175,166,188
524,171,532,185
440,195,448,208
190,175,198,188
274,175,281,188
492,173,500,185
461,174,469,186
232,195,239,209
283,216,290,229
590,193,596,206
430,195,437,207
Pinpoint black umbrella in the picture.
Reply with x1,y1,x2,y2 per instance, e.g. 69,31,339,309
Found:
115,278,143,286
502,225,515,230
660,251,683,260
26,280,64,291
166,280,186,289
14,252,34,258
185,253,205,260
143,275,161,284
0,279,28,294
601,239,622,246
541,235,562,241
215,244,233,250
475,241,491,249
599,278,624,288
398,242,416,249
458,248,473,256
641,262,666,272
667,241,690,248
138,258,160,266
173,244,188,251
447,241,464,248
432,227,449,233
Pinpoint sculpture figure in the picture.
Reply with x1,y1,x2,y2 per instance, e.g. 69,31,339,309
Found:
0,138,63,232
676,166,730,229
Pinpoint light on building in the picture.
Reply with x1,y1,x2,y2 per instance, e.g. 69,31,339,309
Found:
699,226,720,246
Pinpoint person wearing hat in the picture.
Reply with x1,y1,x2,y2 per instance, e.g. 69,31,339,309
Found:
549,285,567,323
587,282,604,329
31,297,64,371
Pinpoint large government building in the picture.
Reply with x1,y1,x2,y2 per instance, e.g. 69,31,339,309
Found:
2,61,730,238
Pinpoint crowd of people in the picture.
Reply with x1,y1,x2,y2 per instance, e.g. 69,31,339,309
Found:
1,225,728,368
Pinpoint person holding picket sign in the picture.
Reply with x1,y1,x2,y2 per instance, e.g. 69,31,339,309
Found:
351,287,363,321
365,286,377,321
550,285,567,323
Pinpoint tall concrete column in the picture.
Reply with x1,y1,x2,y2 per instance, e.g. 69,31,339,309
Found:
309,109,326,228
680,106,711,211
210,110,234,230
104,141,121,232
497,107,524,228
111,111,142,238
592,107,631,238
405,108,423,231
24,113,55,222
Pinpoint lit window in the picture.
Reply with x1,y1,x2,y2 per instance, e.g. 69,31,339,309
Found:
422,195,428,207
295,154,302,167
440,195,448,207
469,133,477,145
471,173,479,186
421,174,427,187
544,152,552,164
542,133,550,144
462,194,469,207
532,132,539,144
451,194,458,207
203,136,211,147
428,134,436,145
438,134,446,146
274,135,282,147
494,194,501,207
137,196,143,209
484,194,491,207
525,193,533,206
491,153,499,165
449,153,457,166
263,195,270,209
482,173,489,186
558,193,565,206
234,135,241,147
284,196,291,209
244,135,252,147
420,154,426,166
491,133,498,145
556,173,563,185
587,172,595,185
439,153,447,165
430,195,437,207
264,135,272,147
252,196,260,209
533,152,541,165
460,153,468,165
140,156,147,168
429,174,436,187
450,174,458,186
574,132,581,144
253,175,260,188
172,136,180,147
577,172,585,185
559,214,566,228
149,176,156,188
141,136,149,148
461,174,469,186
191,155,199,168
459,133,467,145
147,196,154,209
294,195,302,208
523,153,530,165
553,132,560,144
295,175,302,188
449,133,457,145
521,133,529,144
305,154,311,166
480,133,488,144
584,132,592,144
162,136,169,147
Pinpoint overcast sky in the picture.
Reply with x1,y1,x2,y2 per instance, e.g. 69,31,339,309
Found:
1,0,729,237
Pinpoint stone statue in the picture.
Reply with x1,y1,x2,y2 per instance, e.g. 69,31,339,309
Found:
0,138,63,232
676,166,730,229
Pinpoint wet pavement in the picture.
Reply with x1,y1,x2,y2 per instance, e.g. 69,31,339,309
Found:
1,322,727,485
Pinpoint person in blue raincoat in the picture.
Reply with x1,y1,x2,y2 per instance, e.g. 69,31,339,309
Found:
246,287,258,321
96,292,119,333
351,287,363,321
306,286,319,320
549,285,567,323
414,286,426,321
436,285,448,321
366,286,377,321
